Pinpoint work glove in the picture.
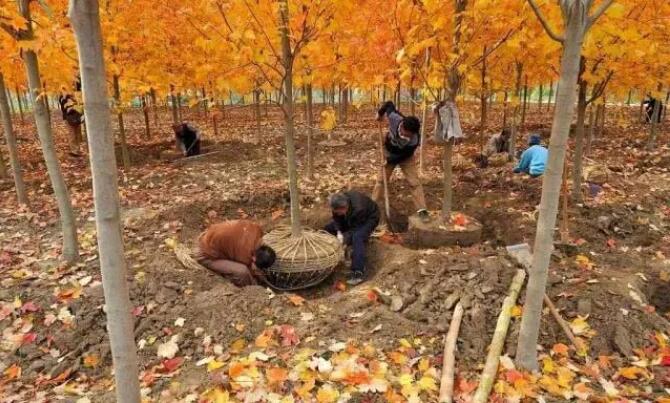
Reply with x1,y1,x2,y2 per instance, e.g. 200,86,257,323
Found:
336,231,344,244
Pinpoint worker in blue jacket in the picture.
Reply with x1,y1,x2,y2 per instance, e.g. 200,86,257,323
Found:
514,134,548,177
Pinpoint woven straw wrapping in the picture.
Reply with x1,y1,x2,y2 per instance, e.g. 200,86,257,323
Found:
262,226,344,291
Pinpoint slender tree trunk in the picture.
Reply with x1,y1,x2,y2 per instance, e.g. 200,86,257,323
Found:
626,89,632,106
112,75,130,170
443,0,467,219
598,97,606,133
509,64,524,160
279,0,302,237
306,84,314,179
15,86,25,123
170,85,178,124
571,78,587,202
150,88,158,128
502,91,509,127
585,106,595,155
19,0,78,263
177,91,183,121
646,98,662,150
520,77,529,130
142,95,150,140
254,88,261,144
516,1,589,371
69,3,141,402
201,87,208,118
0,74,28,205
538,84,543,111
6,88,15,117
547,81,554,112
480,46,488,153
664,91,669,122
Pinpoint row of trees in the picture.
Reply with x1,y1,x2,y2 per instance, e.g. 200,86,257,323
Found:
0,0,668,401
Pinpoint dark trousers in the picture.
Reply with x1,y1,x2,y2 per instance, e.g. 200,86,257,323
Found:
325,218,379,274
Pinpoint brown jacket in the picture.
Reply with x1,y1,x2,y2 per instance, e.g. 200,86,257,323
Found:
197,220,263,266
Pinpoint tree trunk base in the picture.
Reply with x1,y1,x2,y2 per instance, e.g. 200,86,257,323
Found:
408,213,482,248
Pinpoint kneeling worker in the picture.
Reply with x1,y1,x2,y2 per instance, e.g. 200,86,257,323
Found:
196,220,276,287
514,134,548,177
173,122,202,157
325,191,380,286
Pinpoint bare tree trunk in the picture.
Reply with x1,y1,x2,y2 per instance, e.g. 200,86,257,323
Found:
664,91,669,122
112,75,130,170
254,88,261,144
626,89,632,106
647,97,662,150
538,84,543,111
509,63,523,160
69,2,141,402
520,77,529,130
502,90,509,127
15,86,25,123
0,74,28,205
201,87,208,118
306,84,314,179
279,0,302,237
480,46,488,153
585,106,595,155
547,81,554,112
6,88,15,117
150,88,158,128
142,94,150,140
516,0,599,371
19,0,78,263
442,0,467,219
177,92,183,121
571,77,587,202
170,85,178,124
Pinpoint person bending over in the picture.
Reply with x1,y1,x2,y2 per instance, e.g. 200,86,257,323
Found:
196,219,276,287
325,191,380,286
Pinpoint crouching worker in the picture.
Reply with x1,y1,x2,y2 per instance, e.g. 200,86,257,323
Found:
173,122,201,157
514,134,548,177
325,191,380,286
196,219,276,287
476,128,511,168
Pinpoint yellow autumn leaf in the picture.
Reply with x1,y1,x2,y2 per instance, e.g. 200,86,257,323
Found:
510,305,522,317
418,376,437,391
542,357,555,374
316,385,339,403
397,373,414,386
418,358,430,372
399,339,412,348
320,108,337,131
575,255,594,270
201,387,230,403
569,315,593,337
617,366,649,380
207,360,225,372
230,338,246,354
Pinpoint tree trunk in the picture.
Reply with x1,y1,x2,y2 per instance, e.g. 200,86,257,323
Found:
177,92,183,121
306,84,314,179
6,88,15,117
480,46,488,153
664,91,669,122
571,77,587,202
19,0,78,263
279,0,302,237
201,87,208,118
626,89,632,106
142,95,150,140
68,2,141,402
538,84,543,111
598,98,606,134
254,88,261,144
646,97,662,150
0,74,28,205
502,91,509,127
509,63,523,161
112,75,131,170
516,1,588,371
15,86,25,123
150,88,158,128
520,77,529,130
547,81,554,112
585,106,595,155
170,85,179,124
443,0,467,219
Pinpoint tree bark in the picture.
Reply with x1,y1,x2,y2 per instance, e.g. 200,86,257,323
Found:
571,77,587,202
0,74,28,204
19,0,78,263
509,63,523,161
254,88,262,144
279,0,302,237
150,87,158,128
201,87,208,118
6,88,16,117
516,0,592,371
15,86,25,123
646,96,662,150
547,81,554,111
480,46,488,153
585,106,595,155
177,92,183,121
112,75,130,170
538,83,543,111
502,90,509,127
142,94,150,140
306,83,314,179
520,77,529,130
69,2,141,402
170,85,178,124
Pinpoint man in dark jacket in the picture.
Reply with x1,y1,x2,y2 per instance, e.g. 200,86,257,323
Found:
373,101,429,223
173,122,201,157
325,191,380,285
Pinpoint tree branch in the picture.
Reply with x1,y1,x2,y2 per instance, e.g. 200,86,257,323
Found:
526,0,565,43
471,28,517,67
587,0,615,28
